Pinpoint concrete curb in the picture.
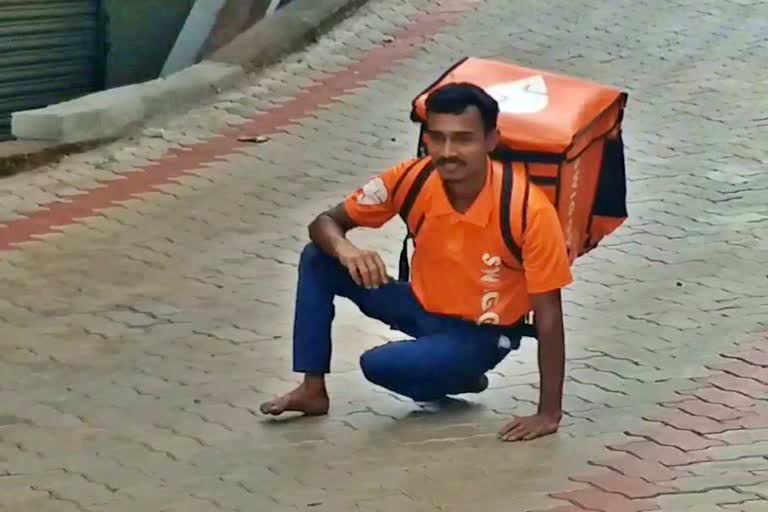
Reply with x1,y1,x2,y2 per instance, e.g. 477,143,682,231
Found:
12,61,245,144
0,140,104,177
3,0,369,168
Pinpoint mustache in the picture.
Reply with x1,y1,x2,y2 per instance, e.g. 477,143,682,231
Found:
436,157,464,166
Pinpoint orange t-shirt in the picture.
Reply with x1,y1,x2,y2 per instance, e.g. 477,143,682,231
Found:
343,158,573,326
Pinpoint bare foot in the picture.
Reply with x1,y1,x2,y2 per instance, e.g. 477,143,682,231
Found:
259,383,329,417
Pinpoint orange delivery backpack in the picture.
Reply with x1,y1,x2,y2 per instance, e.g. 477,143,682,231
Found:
405,57,629,336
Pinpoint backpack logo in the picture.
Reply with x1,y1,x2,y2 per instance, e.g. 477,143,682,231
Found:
485,76,549,115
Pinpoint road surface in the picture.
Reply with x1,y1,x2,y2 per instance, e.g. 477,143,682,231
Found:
0,0,767,510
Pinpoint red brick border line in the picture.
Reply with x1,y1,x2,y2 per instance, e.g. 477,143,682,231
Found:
0,0,483,252
536,332,768,512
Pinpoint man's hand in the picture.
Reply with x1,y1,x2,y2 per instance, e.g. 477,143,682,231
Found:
308,204,391,289
336,243,390,289
498,413,561,442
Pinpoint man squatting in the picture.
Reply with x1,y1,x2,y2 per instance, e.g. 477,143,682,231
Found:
260,83,572,442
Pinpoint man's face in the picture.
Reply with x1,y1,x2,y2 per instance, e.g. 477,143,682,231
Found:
423,106,498,183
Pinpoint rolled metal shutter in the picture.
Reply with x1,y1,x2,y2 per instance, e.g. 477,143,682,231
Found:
0,0,103,140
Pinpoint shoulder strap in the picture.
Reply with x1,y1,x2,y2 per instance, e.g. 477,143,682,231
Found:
390,158,426,206
499,161,530,267
397,159,435,281
521,162,531,234
398,160,435,229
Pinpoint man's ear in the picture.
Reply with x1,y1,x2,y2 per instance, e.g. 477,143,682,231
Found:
486,128,500,152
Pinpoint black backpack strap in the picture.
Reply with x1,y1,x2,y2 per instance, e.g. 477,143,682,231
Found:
391,158,426,203
521,162,531,234
399,160,435,223
499,161,530,267
397,160,435,281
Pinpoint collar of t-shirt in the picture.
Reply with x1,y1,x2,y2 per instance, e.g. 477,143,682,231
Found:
425,158,494,227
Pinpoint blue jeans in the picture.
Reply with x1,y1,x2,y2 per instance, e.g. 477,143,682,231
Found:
293,244,522,402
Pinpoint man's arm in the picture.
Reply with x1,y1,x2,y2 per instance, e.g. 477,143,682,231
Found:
308,203,358,258
497,290,565,442
531,290,565,420
498,189,572,442
308,203,389,289
311,160,417,288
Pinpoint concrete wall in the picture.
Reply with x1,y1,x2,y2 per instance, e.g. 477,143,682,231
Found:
203,0,272,55
103,0,196,89
11,0,368,144
202,0,302,56
209,0,368,70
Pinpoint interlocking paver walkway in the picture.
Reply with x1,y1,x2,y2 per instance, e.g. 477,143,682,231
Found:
0,0,767,510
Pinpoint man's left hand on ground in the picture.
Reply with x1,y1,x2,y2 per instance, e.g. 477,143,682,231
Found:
498,413,561,442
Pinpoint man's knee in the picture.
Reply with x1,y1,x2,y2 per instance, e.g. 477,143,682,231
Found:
360,346,400,388
298,243,340,280
361,348,445,401
299,242,325,268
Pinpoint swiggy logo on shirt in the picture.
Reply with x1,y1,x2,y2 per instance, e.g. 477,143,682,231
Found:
478,252,503,325
356,177,388,206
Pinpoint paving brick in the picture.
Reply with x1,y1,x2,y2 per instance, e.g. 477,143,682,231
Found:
721,500,768,512
571,471,671,498
706,429,768,446
591,455,689,482
736,482,768,500
528,506,588,512
732,415,768,430
654,489,762,511
30,471,118,507
711,361,768,384
609,440,710,466
705,374,768,399
683,388,757,410
551,487,660,511
656,473,768,493
669,399,752,422
0,483,52,510
696,441,768,462
682,458,768,479
627,425,725,451
646,410,732,435
723,350,768,368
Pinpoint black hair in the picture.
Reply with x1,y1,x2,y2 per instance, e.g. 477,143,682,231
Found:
425,82,499,133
